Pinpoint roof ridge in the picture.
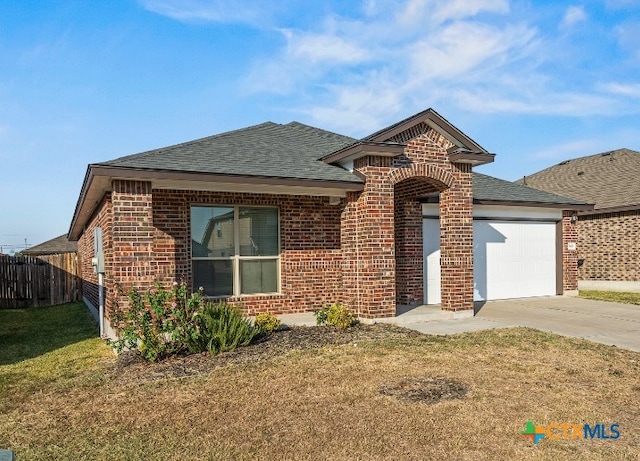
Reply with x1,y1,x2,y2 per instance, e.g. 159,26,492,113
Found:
284,121,358,141
98,122,281,164
533,147,639,171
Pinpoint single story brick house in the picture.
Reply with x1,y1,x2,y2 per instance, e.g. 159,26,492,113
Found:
68,108,589,337
520,148,640,292
22,234,78,256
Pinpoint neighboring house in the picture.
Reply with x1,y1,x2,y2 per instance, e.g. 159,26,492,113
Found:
22,234,78,256
68,108,588,338
19,234,82,305
520,148,640,292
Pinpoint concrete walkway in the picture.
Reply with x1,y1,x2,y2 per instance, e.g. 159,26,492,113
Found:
279,297,640,352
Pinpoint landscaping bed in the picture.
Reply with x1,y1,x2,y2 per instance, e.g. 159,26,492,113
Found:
115,323,423,382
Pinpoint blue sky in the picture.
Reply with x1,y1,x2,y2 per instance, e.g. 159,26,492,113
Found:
1,0,639,253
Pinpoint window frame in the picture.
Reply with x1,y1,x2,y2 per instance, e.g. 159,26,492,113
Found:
191,204,281,297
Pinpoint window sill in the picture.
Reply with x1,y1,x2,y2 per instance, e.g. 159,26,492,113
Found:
205,293,283,301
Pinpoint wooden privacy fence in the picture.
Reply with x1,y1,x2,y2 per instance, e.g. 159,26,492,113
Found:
0,254,81,308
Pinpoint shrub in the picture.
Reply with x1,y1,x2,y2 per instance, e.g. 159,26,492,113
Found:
200,302,258,354
108,282,207,361
314,303,356,329
108,283,261,361
254,312,281,335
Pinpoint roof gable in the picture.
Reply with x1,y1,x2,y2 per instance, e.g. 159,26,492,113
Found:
322,108,494,166
363,108,486,153
520,148,640,210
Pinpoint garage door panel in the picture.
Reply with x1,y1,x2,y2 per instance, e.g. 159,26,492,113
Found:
476,221,556,301
424,218,557,304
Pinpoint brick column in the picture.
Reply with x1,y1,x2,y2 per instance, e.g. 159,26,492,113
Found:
111,180,155,309
341,157,396,319
439,163,474,311
562,210,579,294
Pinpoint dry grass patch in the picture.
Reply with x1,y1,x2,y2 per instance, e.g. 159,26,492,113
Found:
580,290,640,305
0,314,639,460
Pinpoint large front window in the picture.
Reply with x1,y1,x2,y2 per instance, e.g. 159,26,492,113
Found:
191,206,279,296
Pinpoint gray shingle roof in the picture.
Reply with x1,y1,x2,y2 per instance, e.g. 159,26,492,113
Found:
98,122,361,183
23,234,77,255
518,148,640,210
473,172,587,206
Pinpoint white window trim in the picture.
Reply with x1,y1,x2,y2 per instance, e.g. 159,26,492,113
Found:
191,204,281,297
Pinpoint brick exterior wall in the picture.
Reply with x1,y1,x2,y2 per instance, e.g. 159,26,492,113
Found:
395,136,474,312
394,179,438,305
77,132,479,322
78,193,113,317
342,156,397,318
578,210,640,282
340,134,474,316
561,211,579,292
94,187,345,316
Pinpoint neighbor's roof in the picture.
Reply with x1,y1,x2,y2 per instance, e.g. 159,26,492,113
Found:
22,234,77,255
473,173,590,207
97,122,361,183
519,148,640,210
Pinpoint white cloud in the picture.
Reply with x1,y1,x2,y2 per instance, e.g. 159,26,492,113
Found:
615,21,640,59
281,29,371,65
138,0,274,25
406,22,536,83
529,139,602,161
148,0,640,131
561,5,587,29
604,0,640,10
599,82,640,98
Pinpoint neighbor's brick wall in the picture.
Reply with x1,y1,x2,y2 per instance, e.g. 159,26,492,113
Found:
578,210,640,282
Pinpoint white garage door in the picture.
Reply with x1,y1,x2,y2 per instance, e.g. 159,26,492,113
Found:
423,205,560,304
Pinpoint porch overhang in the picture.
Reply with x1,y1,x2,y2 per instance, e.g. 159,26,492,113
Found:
447,147,495,166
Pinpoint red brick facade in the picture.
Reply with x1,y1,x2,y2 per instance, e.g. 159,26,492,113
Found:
578,210,640,282
561,211,579,292
78,194,112,314
78,131,578,328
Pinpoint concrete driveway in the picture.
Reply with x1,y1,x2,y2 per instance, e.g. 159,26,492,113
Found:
397,297,640,352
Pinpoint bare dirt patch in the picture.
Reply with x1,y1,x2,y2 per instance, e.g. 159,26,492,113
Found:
114,323,424,382
379,376,468,404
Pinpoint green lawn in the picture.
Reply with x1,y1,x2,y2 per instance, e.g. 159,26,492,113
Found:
579,290,640,305
1,303,639,460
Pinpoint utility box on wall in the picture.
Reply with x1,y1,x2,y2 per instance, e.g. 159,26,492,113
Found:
92,227,105,274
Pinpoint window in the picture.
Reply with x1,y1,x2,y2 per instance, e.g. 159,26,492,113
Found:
191,206,279,296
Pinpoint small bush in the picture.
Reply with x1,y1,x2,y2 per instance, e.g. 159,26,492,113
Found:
108,282,207,362
107,283,259,361
254,313,281,335
314,303,357,329
200,302,258,355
